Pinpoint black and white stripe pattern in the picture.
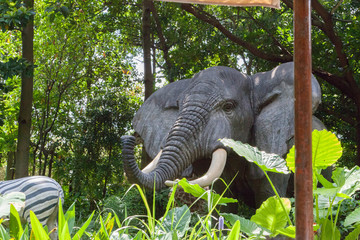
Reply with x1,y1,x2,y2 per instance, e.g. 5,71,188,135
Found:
0,176,64,228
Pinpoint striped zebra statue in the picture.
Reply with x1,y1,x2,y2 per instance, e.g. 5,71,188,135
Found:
0,176,64,237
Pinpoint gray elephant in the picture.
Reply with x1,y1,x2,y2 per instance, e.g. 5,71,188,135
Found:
121,62,324,208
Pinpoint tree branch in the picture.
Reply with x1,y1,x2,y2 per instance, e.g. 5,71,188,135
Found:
149,1,174,82
241,8,292,57
181,4,292,63
331,0,344,15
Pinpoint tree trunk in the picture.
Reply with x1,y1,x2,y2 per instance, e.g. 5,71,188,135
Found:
6,151,15,180
143,0,154,101
48,149,54,177
15,0,34,178
356,103,360,166
103,147,112,198
142,0,154,167
42,150,48,176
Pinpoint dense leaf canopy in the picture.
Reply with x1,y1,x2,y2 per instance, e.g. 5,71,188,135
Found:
0,0,359,212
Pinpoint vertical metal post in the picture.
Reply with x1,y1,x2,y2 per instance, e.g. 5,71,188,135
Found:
294,0,313,239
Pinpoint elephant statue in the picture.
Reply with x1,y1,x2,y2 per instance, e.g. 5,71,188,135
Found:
121,62,325,208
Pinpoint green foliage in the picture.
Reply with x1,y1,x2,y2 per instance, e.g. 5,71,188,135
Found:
177,178,238,207
221,129,360,239
0,199,96,240
103,190,148,222
30,210,50,239
156,205,191,238
250,197,291,236
287,130,342,171
226,220,240,240
9,204,25,239
222,213,270,238
0,57,32,80
220,138,289,174
0,0,35,32
2,0,144,214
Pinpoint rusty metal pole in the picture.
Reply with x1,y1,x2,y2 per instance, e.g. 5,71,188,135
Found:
294,0,313,239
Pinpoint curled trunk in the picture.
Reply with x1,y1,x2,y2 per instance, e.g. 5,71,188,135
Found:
121,97,218,190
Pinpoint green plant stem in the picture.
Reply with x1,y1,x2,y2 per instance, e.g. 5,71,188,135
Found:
152,181,156,237
263,171,293,226
313,171,320,226
134,184,154,236
315,194,320,224
333,199,344,238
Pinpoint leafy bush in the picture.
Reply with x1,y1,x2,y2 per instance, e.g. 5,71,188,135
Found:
2,129,360,239
221,129,360,239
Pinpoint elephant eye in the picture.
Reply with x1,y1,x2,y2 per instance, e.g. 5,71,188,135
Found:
223,101,236,113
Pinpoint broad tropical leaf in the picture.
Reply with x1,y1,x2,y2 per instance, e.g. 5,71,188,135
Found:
178,178,237,205
220,139,289,174
250,197,291,234
344,224,360,240
317,166,360,208
275,225,295,238
312,130,342,168
344,207,360,227
158,205,191,238
222,213,270,237
319,218,340,240
286,130,342,172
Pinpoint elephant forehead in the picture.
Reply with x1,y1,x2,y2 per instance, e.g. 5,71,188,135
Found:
188,68,250,96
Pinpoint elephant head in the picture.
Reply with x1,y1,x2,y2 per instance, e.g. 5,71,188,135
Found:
121,62,323,207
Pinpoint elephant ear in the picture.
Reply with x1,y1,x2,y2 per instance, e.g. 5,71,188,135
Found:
132,79,191,158
251,62,322,157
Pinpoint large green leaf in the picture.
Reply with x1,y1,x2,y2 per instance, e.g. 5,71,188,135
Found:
344,224,360,240
312,130,342,168
275,226,295,238
221,213,270,237
157,205,191,238
332,167,360,195
65,201,76,235
344,207,360,227
286,130,342,172
30,211,50,240
58,198,71,240
226,220,240,240
9,204,23,240
319,218,340,240
316,166,360,208
178,178,237,205
220,139,289,174
250,197,291,235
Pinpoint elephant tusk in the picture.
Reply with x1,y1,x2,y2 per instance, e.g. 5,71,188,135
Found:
165,148,227,187
142,150,162,173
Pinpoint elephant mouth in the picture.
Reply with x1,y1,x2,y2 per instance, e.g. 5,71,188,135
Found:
140,148,228,188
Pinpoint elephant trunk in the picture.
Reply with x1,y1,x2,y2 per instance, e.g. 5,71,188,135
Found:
121,95,221,190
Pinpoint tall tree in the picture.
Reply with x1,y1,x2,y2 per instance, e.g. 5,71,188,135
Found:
143,0,154,100
15,0,34,178
141,0,154,167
